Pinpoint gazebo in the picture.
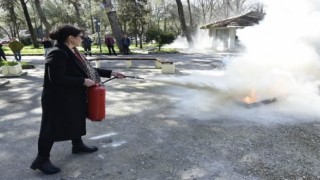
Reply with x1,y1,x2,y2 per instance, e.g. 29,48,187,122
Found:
200,11,265,51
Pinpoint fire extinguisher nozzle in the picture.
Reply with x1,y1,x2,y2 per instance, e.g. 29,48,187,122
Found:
125,75,144,80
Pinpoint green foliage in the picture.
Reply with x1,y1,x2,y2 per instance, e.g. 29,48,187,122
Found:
20,36,32,46
0,61,35,69
145,28,161,43
154,48,179,53
0,61,19,67
158,32,175,50
20,46,43,54
146,28,176,51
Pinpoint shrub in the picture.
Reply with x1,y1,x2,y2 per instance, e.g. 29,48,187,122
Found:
1,61,19,66
145,28,161,43
20,36,32,46
146,28,176,51
158,32,175,51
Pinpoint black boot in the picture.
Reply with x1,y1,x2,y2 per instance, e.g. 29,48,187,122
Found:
72,142,98,154
30,156,60,175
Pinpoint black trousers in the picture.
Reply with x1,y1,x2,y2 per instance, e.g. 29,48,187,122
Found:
107,45,117,55
0,52,6,60
37,137,83,158
83,46,92,56
123,45,129,55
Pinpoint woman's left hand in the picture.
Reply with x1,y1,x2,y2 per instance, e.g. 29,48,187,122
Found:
111,72,125,79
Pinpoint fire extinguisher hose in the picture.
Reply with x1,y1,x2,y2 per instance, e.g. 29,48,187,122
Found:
101,75,144,84
101,77,117,84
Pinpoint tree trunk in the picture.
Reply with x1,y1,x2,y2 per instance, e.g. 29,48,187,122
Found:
139,23,144,49
34,0,51,36
19,0,39,48
134,20,138,47
187,0,194,30
122,21,127,34
69,1,84,28
103,0,124,51
8,4,18,38
90,16,95,34
163,1,167,31
175,0,193,47
139,33,143,49
89,0,95,34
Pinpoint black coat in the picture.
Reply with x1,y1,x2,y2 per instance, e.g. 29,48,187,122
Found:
42,40,53,48
39,43,112,141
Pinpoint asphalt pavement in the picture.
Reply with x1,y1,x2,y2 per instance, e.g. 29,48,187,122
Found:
0,53,320,179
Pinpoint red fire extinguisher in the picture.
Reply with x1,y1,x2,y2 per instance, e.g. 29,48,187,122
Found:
87,76,143,121
87,84,106,121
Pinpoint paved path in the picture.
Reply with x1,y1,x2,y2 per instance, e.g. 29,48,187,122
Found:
0,53,320,179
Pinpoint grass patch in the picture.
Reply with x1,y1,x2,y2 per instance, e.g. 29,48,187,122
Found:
0,61,35,69
2,44,119,55
0,61,19,66
22,46,44,54
1,43,178,55
154,48,179,53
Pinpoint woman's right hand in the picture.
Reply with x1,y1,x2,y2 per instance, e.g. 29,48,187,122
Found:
83,78,95,87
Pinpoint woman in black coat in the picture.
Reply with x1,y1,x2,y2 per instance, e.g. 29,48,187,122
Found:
30,25,124,175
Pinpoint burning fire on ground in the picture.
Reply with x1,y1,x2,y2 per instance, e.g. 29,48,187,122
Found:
241,89,277,108
242,90,258,104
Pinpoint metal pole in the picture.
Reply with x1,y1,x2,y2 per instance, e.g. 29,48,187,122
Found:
97,19,102,54
94,17,102,55
98,31,102,54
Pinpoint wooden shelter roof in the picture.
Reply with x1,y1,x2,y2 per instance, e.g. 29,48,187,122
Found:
200,11,265,29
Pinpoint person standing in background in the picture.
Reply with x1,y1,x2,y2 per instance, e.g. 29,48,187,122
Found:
8,37,24,62
105,34,117,56
82,34,93,56
121,34,130,55
42,37,53,57
0,43,7,61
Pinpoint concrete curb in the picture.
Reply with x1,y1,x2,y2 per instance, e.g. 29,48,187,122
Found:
0,79,9,87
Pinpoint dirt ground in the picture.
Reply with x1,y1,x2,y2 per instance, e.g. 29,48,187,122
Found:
0,54,320,179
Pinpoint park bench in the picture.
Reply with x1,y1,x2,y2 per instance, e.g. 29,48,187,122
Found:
87,56,175,74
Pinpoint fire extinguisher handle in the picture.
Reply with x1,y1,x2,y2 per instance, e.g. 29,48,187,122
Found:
101,77,117,84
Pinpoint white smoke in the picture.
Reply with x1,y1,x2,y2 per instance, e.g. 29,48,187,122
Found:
228,0,320,117
157,0,320,124
164,29,213,54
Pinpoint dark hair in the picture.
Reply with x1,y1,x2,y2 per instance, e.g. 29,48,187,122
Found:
49,25,82,43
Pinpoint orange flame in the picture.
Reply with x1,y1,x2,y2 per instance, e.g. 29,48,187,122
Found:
242,90,257,104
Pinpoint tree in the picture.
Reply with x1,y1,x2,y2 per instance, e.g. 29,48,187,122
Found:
101,0,124,51
19,0,39,48
34,0,51,36
145,28,160,43
131,0,149,48
67,0,85,27
0,0,260,49
0,0,21,39
175,0,193,47
146,28,175,51
157,32,175,51
186,0,194,31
